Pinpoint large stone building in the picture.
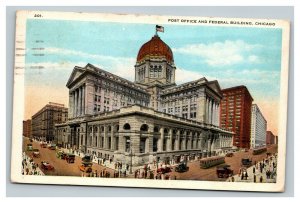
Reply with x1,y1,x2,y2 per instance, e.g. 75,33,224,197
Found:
266,131,275,145
250,104,267,148
22,119,32,138
32,102,68,141
55,34,233,166
220,86,253,149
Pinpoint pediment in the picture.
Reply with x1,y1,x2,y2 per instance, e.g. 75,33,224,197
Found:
66,66,85,87
207,80,222,96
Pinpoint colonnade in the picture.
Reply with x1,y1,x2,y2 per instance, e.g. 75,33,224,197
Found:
70,84,86,118
206,96,220,126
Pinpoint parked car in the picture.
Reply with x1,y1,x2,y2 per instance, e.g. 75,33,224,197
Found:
40,142,47,148
48,144,56,150
82,155,92,163
241,158,252,167
225,152,234,157
79,163,92,173
40,161,54,170
157,166,172,174
216,164,233,178
175,162,189,173
66,154,75,163
56,151,66,159
32,149,40,158
29,138,33,143
26,144,33,151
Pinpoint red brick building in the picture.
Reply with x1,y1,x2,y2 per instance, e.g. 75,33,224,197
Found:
266,131,275,145
23,119,32,138
220,86,253,149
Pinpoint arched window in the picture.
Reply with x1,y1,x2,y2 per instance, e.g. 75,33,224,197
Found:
123,123,131,130
140,124,149,132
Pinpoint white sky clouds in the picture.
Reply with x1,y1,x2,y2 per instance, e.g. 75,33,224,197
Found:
173,40,262,67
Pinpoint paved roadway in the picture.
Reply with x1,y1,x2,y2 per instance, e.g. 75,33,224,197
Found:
23,137,277,181
23,137,116,177
169,145,278,181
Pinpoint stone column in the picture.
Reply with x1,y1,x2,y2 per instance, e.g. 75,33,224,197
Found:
148,135,153,153
207,138,212,157
167,129,172,151
68,92,73,119
205,97,209,123
72,91,75,117
103,125,108,149
118,134,125,152
158,127,164,152
182,131,187,150
175,131,180,150
193,134,197,149
74,89,78,117
131,132,140,154
82,85,85,115
111,127,115,150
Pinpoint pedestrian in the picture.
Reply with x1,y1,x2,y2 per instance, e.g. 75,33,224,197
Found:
231,176,234,182
260,176,263,183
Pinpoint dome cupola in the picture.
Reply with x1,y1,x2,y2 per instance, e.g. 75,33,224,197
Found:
137,35,174,64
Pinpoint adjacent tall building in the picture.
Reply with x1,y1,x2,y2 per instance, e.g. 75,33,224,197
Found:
250,104,267,148
32,102,68,141
266,130,276,145
55,33,234,166
22,119,32,138
220,86,253,149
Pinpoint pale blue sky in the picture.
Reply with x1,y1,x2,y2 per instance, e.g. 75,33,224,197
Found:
25,19,282,99
24,19,283,132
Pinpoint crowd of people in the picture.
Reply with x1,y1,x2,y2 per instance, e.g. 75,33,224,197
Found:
229,152,277,183
22,152,44,176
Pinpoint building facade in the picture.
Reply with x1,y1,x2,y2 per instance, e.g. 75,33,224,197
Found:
220,86,253,149
55,34,233,166
250,104,267,148
32,102,68,141
266,130,275,145
22,119,32,138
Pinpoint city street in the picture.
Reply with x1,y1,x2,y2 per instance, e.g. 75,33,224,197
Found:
23,137,277,181
23,137,116,177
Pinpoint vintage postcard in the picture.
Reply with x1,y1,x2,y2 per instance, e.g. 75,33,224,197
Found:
11,10,290,192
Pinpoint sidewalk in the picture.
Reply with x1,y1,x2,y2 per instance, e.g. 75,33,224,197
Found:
22,152,44,176
227,154,277,183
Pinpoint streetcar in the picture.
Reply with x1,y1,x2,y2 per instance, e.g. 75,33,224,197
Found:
252,146,267,155
200,156,225,169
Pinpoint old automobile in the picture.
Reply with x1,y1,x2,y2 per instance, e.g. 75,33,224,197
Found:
40,161,54,170
175,162,189,173
56,150,66,159
79,163,92,173
157,166,172,174
32,149,40,158
66,154,75,163
225,152,234,157
26,143,33,151
216,164,233,178
48,143,56,150
82,154,92,163
241,158,252,167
